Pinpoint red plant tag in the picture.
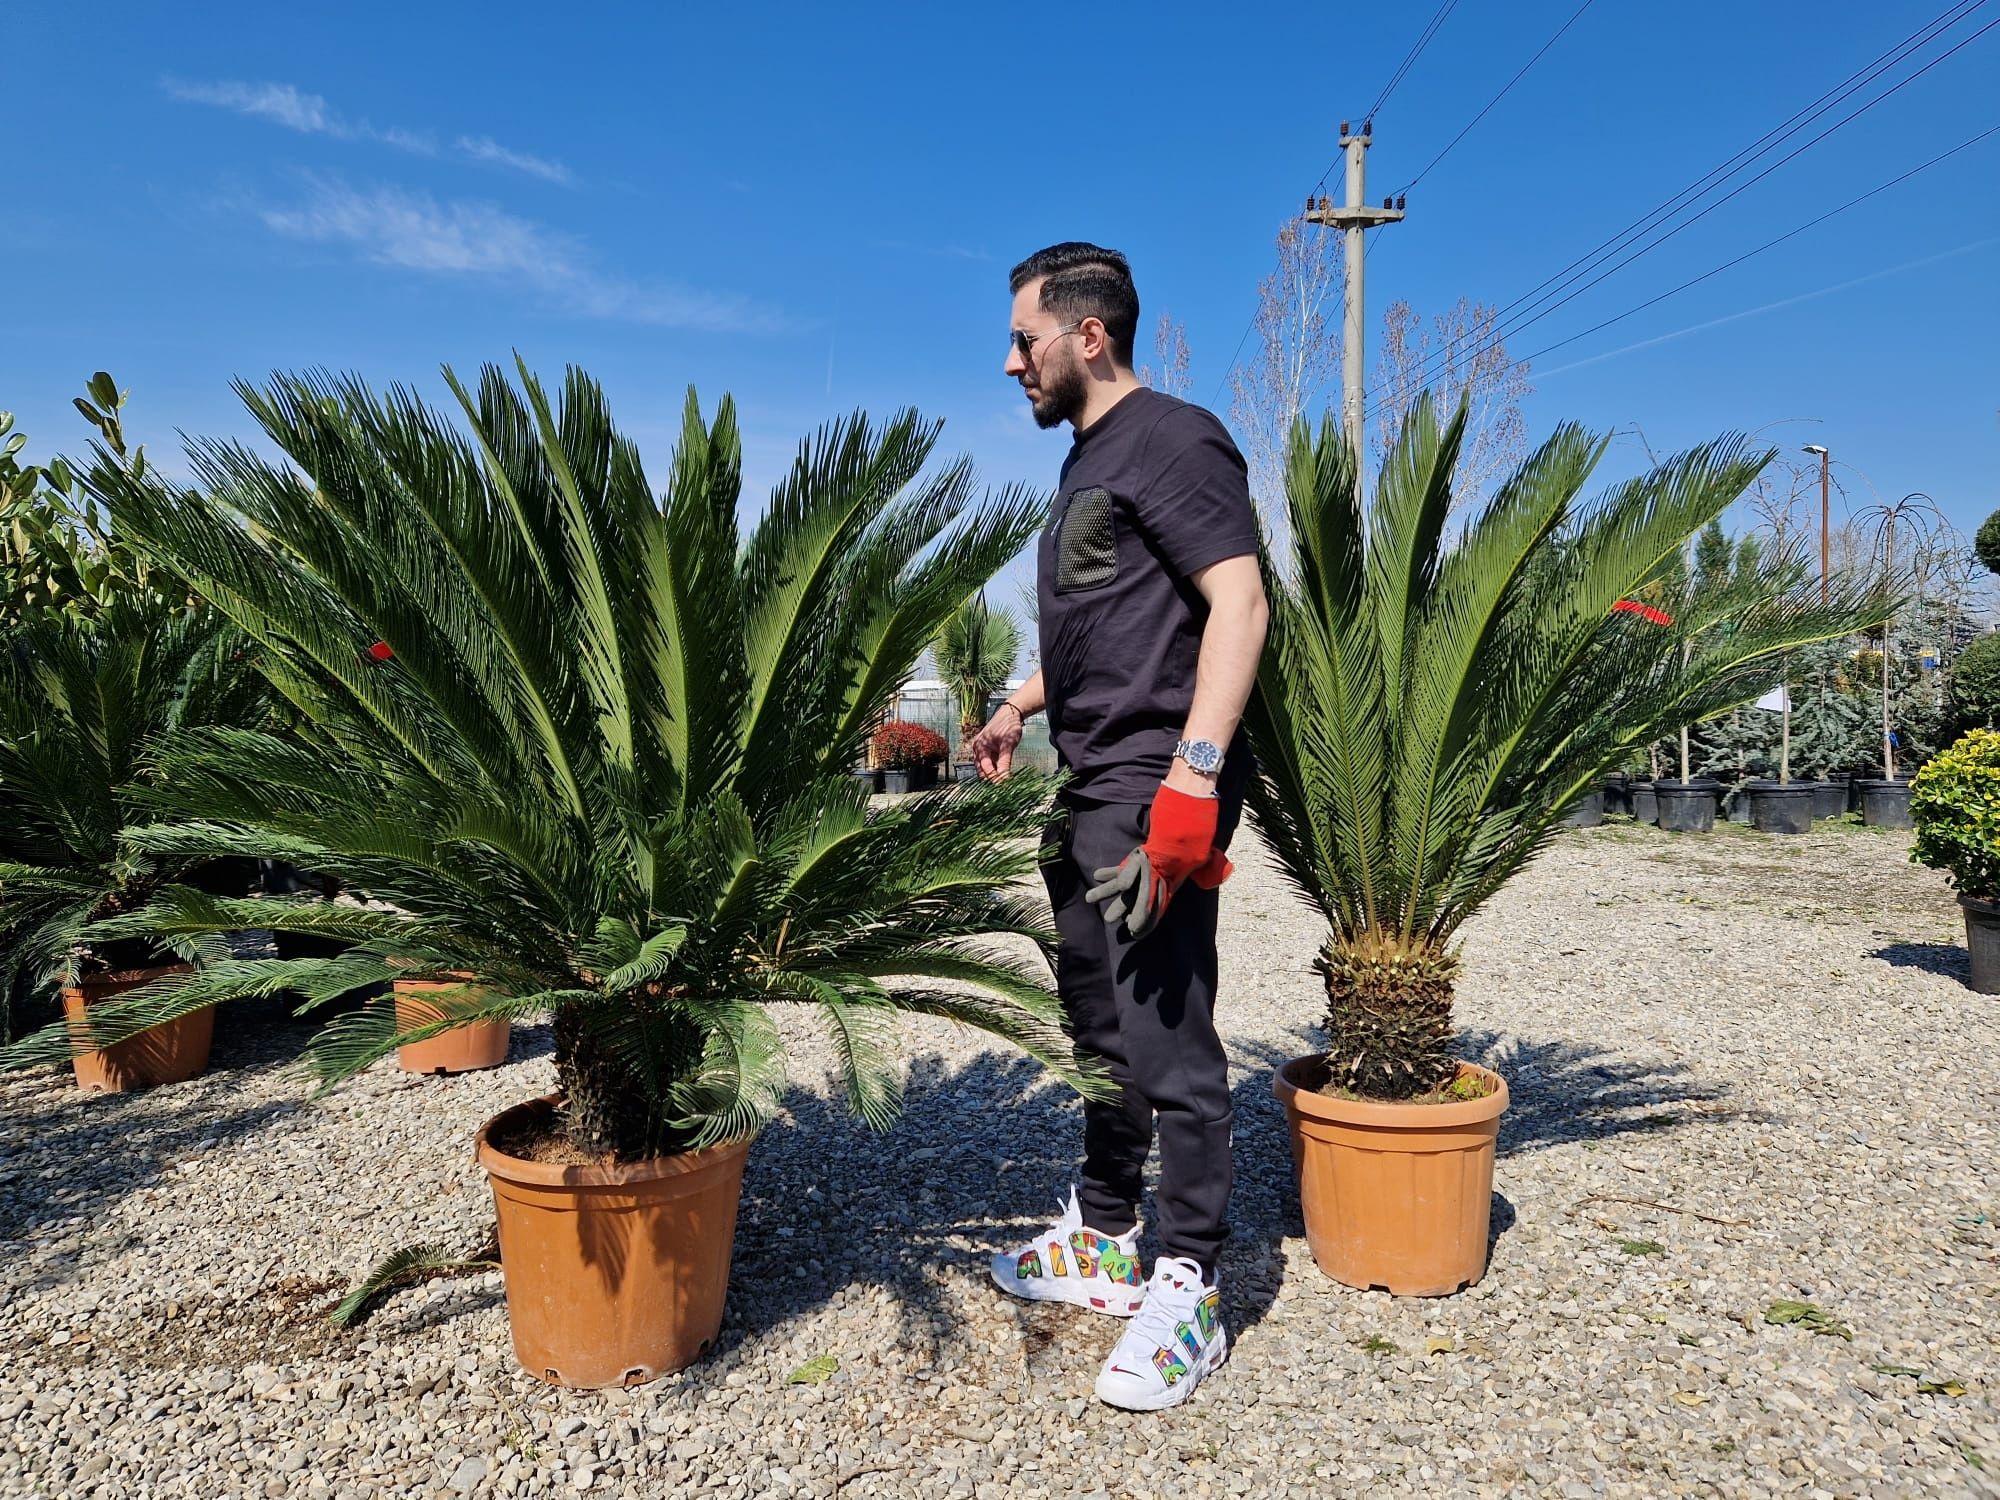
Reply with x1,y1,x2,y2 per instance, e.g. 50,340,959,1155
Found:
1612,600,1674,627
366,640,395,662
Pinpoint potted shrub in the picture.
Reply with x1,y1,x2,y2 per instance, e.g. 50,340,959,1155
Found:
934,594,1020,782
1246,400,1884,1295
1910,729,2000,994
0,600,266,1089
8,362,1101,1386
871,719,947,794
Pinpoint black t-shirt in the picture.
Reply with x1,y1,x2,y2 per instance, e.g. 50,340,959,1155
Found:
1036,386,1260,805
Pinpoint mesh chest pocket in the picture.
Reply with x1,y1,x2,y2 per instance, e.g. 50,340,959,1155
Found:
1055,487,1118,593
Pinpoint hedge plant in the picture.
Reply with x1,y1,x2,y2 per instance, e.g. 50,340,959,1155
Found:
1910,728,2000,902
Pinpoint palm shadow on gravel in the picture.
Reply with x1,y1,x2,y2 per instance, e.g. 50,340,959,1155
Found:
0,998,345,1293
716,1027,1748,1370
1868,942,1972,986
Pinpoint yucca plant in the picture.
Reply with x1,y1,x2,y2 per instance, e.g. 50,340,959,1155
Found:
2,360,1096,1158
1246,398,1891,1100
0,598,266,1039
934,594,1022,747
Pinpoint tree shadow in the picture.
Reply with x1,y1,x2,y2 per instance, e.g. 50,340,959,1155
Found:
1868,942,1971,985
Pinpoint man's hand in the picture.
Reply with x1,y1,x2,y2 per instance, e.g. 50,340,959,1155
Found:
970,703,1026,782
1086,784,1234,939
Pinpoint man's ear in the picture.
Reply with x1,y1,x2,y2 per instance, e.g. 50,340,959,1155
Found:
1078,316,1112,364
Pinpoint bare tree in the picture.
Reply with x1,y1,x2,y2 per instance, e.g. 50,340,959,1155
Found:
1229,220,1344,529
1140,313,1193,399
1371,296,1532,510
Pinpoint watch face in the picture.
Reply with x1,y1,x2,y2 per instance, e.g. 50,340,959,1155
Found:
1181,740,1223,774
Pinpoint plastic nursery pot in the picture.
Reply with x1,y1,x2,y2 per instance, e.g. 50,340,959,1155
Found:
1272,1056,1509,1297
1601,773,1631,818
1960,896,2000,996
1808,779,1845,821
62,965,210,1094
849,767,884,794
881,764,939,794
1628,780,1659,826
477,1096,753,1388
1745,780,1815,836
1652,780,1718,834
1845,769,1880,815
1558,790,1605,829
1858,778,1914,831
1725,785,1752,825
394,976,511,1075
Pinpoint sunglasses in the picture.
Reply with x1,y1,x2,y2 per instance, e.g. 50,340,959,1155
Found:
1010,323,1081,359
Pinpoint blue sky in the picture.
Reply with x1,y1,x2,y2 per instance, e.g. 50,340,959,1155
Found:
6,1,1996,599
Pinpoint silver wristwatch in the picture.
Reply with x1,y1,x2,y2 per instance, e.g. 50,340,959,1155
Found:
1174,738,1225,777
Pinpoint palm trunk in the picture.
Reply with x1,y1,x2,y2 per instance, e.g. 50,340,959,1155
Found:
1318,932,1461,1100
553,1008,685,1161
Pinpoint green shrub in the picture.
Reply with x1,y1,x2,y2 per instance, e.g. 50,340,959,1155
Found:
1950,632,2000,732
1975,509,2000,578
1910,729,2000,900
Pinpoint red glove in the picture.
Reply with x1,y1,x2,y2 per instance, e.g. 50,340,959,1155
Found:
1086,785,1234,938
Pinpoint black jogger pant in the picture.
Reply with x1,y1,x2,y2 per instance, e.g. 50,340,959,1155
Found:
1043,795,1239,1274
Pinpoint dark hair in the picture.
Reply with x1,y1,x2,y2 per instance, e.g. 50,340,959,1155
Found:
1008,242,1140,368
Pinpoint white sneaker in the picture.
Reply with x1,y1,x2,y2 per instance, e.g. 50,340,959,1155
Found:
988,1189,1147,1317
1093,1257,1228,1411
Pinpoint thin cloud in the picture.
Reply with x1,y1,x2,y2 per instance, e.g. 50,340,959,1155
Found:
164,77,568,184
456,135,571,185
258,177,786,334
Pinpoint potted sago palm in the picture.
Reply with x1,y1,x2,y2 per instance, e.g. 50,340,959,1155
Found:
1910,728,2000,994
1248,399,1886,1295
934,594,1021,781
0,599,266,1088
871,719,948,794
5,361,1098,1387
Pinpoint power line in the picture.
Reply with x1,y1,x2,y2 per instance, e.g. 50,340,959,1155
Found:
1366,0,1463,122
1513,120,2000,367
1394,0,1600,195
1366,1,1997,415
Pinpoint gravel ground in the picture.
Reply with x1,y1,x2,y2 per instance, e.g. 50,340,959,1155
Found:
4,815,1999,1499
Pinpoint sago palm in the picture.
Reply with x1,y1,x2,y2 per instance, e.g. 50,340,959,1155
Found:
1245,398,1890,1100
0,599,266,1038
3,360,1095,1158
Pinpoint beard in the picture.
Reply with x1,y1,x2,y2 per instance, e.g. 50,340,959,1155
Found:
1027,347,1089,429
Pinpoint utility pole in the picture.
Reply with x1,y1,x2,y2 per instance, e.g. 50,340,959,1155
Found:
1803,444,1830,604
1304,120,1404,458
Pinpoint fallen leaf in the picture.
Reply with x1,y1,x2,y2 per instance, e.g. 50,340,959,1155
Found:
786,1355,838,1386
1763,1299,1852,1340
1425,1337,1454,1356
1672,1391,1708,1407
1621,1240,1666,1256
1918,1378,1968,1398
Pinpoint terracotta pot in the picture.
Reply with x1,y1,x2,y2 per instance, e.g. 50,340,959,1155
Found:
62,965,211,1094
1273,1055,1509,1296
477,1096,751,1387
393,976,510,1075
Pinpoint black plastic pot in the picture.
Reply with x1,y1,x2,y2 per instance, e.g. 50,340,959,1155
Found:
1559,790,1605,828
952,761,979,784
1745,780,1814,835
1654,779,1719,833
881,764,939,794
1960,896,2000,995
1629,780,1658,826
1808,779,1845,820
1846,768,1882,814
1723,784,1752,824
1858,778,1912,830
850,768,884,794
1601,773,1631,818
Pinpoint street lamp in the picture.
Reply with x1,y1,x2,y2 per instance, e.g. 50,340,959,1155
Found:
1802,445,1830,604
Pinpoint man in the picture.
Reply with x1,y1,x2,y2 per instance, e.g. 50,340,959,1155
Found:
970,242,1268,1411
